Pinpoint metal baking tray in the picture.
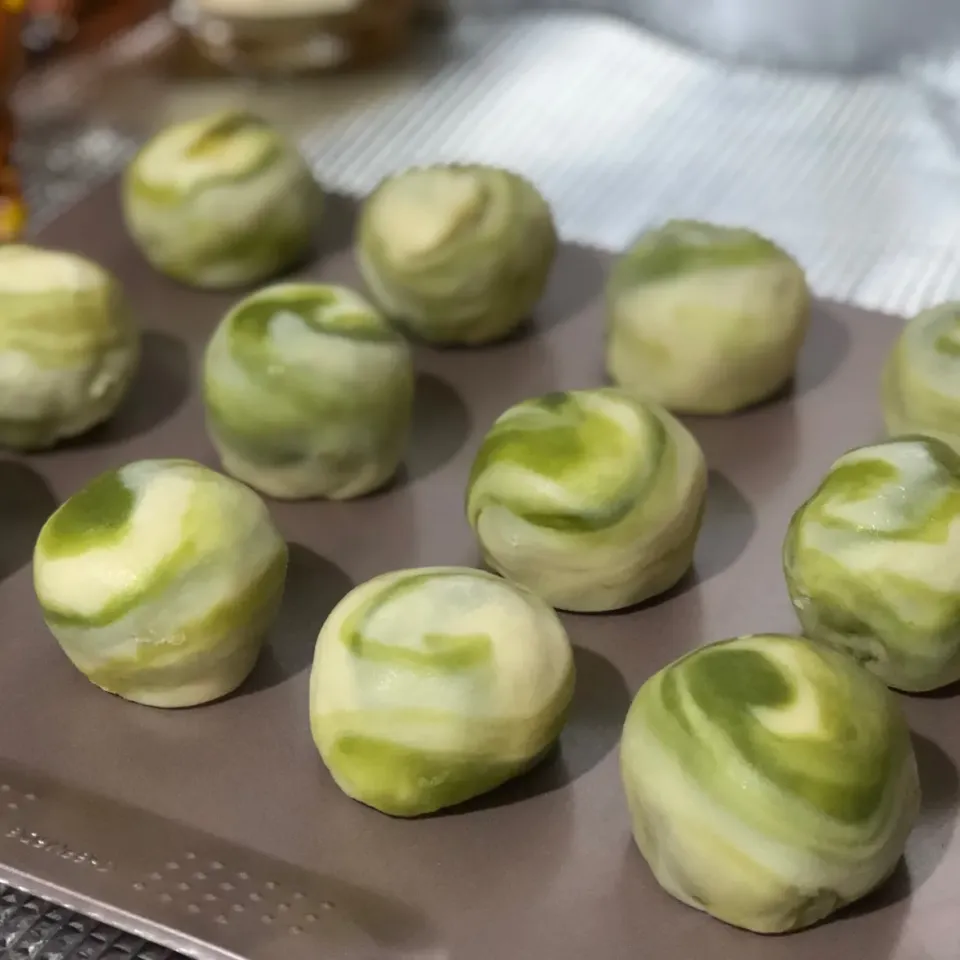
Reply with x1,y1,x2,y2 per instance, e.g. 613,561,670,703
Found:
0,178,955,960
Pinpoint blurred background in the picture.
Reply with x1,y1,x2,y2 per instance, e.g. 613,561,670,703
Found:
3,2,960,958
4,1,960,308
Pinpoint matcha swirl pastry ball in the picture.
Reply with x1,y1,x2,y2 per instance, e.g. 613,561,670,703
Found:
356,163,559,345
33,459,289,708
203,282,414,501
606,220,811,415
621,634,920,934
310,566,575,817
784,436,960,692
465,388,708,612
0,244,139,450
883,301,960,452
122,110,323,290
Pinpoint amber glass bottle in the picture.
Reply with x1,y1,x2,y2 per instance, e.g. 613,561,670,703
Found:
23,1,165,61
0,1,26,242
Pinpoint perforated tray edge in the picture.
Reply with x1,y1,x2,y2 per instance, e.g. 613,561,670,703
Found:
0,760,384,960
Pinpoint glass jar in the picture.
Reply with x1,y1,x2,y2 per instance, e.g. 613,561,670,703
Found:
172,0,424,76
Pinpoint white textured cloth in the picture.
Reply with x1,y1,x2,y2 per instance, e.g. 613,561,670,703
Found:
302,12,960,315
19,8,960,316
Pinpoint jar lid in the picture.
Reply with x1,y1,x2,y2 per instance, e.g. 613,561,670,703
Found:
192,0,365,19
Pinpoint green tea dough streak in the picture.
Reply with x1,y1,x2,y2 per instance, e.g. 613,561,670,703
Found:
310,567,575,816
356,163,558,345
203,282,414,501
466,388,707,612
606,219,810,415
784,436,960,691
883,302,960,452
34,458,288,708
621,634,919,934
0,244,140,450
122,110,323,289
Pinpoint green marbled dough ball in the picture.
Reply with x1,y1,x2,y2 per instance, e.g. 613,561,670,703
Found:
0,244,139,450
203,282,414,501
621,634,919,934
356,163,558,345
122,110,323,289
883,302,960,453
310,566,575,816
34,459,289,708
784,436,960,692
606,220,811,415
466,387,708,612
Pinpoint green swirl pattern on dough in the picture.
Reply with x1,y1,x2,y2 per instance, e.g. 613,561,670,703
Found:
783,436,960,692
882,302,960,453
605,220,811,415
122,110,323,290
34,459,289,708
621,634,919,934
0,244,140,450
309,566,575,817
203,282,414,501
465,388,707,612
356,163,558,345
